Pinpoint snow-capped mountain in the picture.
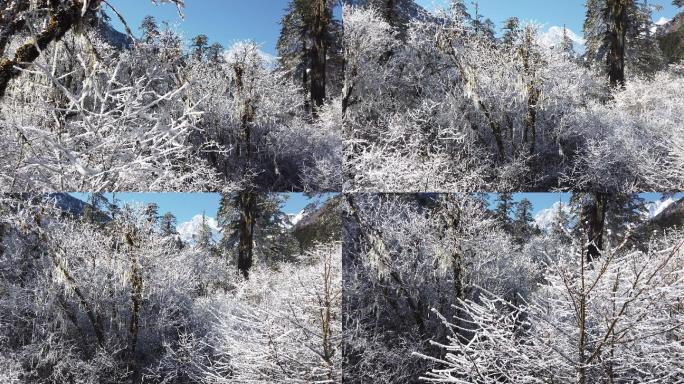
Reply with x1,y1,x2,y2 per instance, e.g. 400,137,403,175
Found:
652,16,671,33
534,201,573,232
283,210,305,229
539,26,586,53
177,215,222,244
644,197,675,219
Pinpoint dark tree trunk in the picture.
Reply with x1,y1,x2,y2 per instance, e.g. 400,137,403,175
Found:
0,0,101,98
238,192,256,279
606,0,630,87
233,64,255,178
587,192,609,262
310,0,328,113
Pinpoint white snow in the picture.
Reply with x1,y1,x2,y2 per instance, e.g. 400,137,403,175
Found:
538,26,586,53
282,210,306,229
652,17,671,34
655,16,671,26
177,214,222,243
644,197,675,219
534,201,573,232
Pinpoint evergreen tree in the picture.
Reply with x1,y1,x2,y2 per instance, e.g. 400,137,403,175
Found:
494,193,516,233
551,200,572,242
83,193,109,224
584,0,608,70
627,0,664,77
206,42,224,63
190,34,209,60
583,0,663,86
571,193,609,262
159,212,177,236
570,193,643,261
449,0,472,23
471,1,496,40
513,198,536,244
217,193,296,278
143,203,159,225
140,15,159,43
502,17,521,47
561,25,575,55
195,212,214,251
277,0,342,114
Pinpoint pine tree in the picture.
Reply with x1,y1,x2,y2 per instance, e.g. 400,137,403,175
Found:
494,193,516,233
513,198,536,244
82,193,109,224
277,0,341,114
159,212,177,236
583,0,663,86
449,0,472,24
572,193,610,262
143,203,160,225
471,1,496,40
502,17,521,47
584,0,608,70
206,42,224,63
190,34,209,60
551,200,572,242
140,15,159,43
195,212,214,250
217,193,294,277
627,0,664,77
561,25,576,55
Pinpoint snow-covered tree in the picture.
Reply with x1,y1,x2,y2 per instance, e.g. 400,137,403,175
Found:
418,229,684,383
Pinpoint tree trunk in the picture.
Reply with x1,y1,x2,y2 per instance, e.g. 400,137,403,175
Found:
0,0,101,98
310,0,328,113
233,64,255,178
321,250,335,382
587,192,608,262
606,0,630,87
238,192,256,279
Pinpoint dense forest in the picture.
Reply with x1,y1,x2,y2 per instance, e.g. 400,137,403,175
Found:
343,192,684,383
343,0,684,191
1,0,683,383
0,0,342,192
0,0,682,191
0,193,342,383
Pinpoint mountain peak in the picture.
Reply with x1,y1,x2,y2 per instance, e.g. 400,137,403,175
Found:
176,214,222,244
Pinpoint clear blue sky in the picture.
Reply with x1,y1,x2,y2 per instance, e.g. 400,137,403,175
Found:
69,192,336,223
487,192,683,216
104,1,681,55
106,0,292,55
417,0,680,35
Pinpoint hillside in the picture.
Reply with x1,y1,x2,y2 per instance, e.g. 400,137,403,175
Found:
292,195,342,251
650,196,684,230
658,11,684,64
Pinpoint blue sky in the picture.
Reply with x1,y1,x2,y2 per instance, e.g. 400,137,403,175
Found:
69,192,336,223
104,1,682,57
106,0,292,55
487,192,683,216
417,0,680,36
